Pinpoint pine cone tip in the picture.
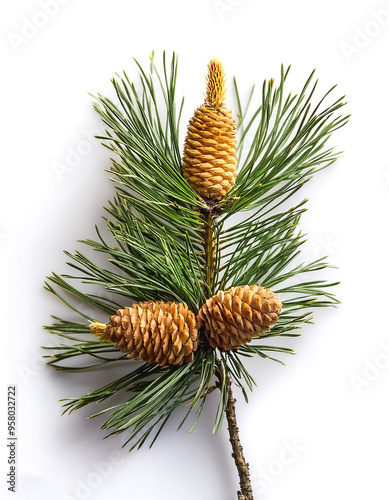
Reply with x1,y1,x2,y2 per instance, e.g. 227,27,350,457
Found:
90,321,107,335
205,59,226,109
90,322,113,344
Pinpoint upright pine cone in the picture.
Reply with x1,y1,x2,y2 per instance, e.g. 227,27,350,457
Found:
90,301,198,366
197,285,282,351
182,59,237,200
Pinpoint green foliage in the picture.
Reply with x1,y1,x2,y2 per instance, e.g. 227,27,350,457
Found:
44,52,348,450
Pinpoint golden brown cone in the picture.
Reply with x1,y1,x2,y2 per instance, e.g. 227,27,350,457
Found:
197,285,282,351
90,301,198,366
182,59,237,200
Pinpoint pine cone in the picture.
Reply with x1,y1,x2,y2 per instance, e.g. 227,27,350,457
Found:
182,59,237,200
197,285,282,351
90,301,198,366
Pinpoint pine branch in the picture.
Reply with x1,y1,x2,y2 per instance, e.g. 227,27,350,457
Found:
44,54,348,472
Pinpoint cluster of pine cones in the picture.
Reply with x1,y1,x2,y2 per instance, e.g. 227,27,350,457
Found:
90,60,282,366
91,284,282,367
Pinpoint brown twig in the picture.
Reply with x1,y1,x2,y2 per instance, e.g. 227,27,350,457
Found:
200,202,254,498
216,360,254,500
199,201,220,299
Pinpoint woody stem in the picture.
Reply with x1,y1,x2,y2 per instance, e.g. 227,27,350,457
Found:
201,203,253,498
216,360,254,500
201,205,216,299
205,211,214,295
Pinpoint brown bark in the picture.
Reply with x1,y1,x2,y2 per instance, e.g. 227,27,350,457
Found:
201,204,254,499
199,202,220,299
216,361,254,500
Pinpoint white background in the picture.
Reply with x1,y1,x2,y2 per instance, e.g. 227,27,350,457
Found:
1,0,389,499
